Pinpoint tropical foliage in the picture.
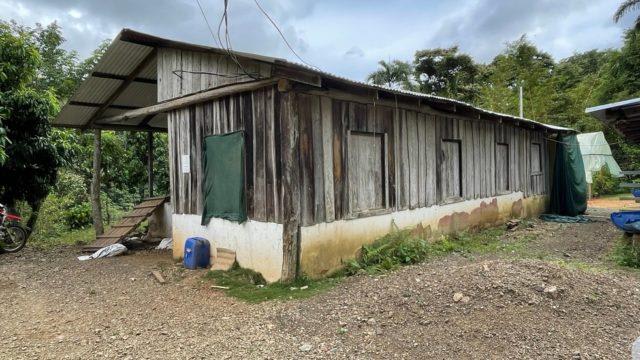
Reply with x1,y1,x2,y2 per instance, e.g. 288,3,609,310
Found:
367,24,640,173
0,21,62,230
0,20,168,245
614,0,640,29
366,60,413,89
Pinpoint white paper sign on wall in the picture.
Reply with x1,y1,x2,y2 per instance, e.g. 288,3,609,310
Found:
181,155,190,173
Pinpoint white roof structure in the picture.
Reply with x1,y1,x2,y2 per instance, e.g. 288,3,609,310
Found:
576,131,623,183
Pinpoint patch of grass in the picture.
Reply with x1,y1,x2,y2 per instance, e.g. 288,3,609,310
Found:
548,258,607,273
344,225,531,275
30,226,95,249
610,236,640,268
203,264,341,303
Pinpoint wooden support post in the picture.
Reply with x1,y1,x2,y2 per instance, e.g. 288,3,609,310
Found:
147,132,154,197
91,129,104,235
279,90,301,282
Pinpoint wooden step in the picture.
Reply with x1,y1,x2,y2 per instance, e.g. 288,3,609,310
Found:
211,248,235,271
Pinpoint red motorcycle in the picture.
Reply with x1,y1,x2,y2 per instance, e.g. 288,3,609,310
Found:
0,203,28,253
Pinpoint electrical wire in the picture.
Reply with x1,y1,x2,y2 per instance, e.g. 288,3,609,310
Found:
195,0,222,48
253,0,319,70
192,0,259,81
216,0,260,80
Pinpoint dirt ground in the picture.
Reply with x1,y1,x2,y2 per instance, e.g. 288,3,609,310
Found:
589,195,639,210
2,206,640,359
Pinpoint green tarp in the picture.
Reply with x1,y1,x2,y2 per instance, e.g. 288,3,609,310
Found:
549,134,588,216
201,131,247,225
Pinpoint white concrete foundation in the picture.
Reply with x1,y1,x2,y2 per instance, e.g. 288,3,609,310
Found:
172,214,283,282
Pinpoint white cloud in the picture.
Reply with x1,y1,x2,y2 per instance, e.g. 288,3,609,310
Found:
67,9,81,19
0,0,633,81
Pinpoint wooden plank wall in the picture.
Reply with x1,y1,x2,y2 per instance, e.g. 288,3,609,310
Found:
296,92,549,226
167,86,281,222
168,87,550,226
157,48,272,102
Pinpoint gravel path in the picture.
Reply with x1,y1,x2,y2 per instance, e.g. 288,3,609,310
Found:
1,209,640,359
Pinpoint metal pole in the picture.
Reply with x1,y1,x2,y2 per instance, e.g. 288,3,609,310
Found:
147,132,154,197
519,85,524,118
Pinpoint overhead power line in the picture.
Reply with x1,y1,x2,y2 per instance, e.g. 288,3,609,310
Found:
252,0,318,70
192,0,259,80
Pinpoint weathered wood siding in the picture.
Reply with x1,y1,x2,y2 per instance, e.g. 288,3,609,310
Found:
157,48,272,102
295,92,549,226
167,86,281,222
167,87,550,226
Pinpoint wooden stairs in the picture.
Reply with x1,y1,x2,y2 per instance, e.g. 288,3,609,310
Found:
83,196,169,252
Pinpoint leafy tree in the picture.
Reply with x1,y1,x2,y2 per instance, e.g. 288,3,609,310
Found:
367,60,414,89
5,21,79,101
0,22,62,230
614,0,640,30
548,50,612,131
594,30,640,103
478,36,555,122
413,46,480,102
0,107,7,164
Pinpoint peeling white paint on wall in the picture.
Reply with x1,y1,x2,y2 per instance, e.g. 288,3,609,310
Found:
170,192,545,282
172,214,283,282
300,192,543,277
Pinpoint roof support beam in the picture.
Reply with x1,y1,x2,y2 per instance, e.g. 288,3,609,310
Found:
56,122,166,133
91,71,156,84
68,100,140,111
97,78,279,124
83,48,157,130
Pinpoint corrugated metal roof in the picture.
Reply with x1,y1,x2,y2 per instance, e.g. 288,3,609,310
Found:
93,41,154,77
54,28,574,134
54,30,163,131
586,98,640,143
72,77,122,104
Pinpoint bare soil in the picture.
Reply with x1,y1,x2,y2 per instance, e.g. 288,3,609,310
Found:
2,207,640,359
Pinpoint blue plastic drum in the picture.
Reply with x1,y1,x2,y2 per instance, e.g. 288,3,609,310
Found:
183,237,211,269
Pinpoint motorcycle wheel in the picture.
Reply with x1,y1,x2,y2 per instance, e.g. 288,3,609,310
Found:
1,224,28,253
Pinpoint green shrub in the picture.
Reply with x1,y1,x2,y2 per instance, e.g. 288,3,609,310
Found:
62,202,92,229
592,165,620,197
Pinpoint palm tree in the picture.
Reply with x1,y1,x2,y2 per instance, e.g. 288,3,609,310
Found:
366,60,414,90
614,0,640,29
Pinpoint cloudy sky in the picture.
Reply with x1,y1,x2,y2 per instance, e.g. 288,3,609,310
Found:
0,0,635,81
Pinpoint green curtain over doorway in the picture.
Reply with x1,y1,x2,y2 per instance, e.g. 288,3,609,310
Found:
201,131,247,225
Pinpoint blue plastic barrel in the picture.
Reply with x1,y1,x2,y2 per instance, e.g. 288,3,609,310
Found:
183,237,211,269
